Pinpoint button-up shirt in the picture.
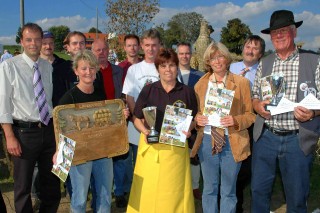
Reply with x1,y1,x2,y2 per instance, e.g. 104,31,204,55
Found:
230,61,259,88
0,52,53,123
252,48,320,130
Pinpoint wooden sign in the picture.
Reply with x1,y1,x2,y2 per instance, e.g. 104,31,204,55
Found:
52,99,129,165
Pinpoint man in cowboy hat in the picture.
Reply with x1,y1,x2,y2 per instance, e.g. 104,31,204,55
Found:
250,10,320,212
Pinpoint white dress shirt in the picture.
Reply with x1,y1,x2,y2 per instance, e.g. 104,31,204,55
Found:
0,52,53,123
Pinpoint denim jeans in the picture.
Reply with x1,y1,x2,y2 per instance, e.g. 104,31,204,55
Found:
123,144,138,193
113,152,132,196
69,158,113,213
251,128,313,213
198,134,241,213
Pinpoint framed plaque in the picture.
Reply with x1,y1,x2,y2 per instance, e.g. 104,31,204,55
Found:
52,99,129,165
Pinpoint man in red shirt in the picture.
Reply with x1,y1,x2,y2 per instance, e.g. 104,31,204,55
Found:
91,39,127,208
119,34,141,83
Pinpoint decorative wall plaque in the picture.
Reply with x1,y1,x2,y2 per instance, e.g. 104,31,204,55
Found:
53,99,129,165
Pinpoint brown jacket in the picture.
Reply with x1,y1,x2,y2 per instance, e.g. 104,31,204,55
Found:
190,72,256,162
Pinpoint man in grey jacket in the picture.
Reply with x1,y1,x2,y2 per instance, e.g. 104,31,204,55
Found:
251,10,320,213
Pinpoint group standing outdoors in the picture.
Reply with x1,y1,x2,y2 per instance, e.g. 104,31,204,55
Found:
0,8,319,213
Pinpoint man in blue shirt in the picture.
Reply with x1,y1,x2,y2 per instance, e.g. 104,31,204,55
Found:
230,35,265,213
230,35,265,88
0,50,13,63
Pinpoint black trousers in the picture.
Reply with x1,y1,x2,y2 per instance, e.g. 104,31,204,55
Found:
236,124,254,213
12,122,61,213
0,189,6,213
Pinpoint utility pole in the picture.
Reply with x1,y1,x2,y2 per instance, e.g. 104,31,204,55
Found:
20,0,24,52
96,7,98,39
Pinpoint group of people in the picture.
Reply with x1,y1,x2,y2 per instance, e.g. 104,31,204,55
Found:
0,9,319,213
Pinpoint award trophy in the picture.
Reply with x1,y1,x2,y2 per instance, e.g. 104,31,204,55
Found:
142,106,159,143
263,73,285,111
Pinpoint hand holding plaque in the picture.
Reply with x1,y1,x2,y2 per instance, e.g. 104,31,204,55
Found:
142,106,159,143
260,73,285,111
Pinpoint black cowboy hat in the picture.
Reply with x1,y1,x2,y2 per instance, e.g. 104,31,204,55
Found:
261,10,303,34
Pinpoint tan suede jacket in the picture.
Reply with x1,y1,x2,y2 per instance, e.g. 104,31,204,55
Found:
190,72,256,162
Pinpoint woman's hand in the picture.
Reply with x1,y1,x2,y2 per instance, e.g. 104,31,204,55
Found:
123,108,130,119
142,129,150,144
52,151,58,165
220,115,234,127
195,114,209,127
182,130,192,138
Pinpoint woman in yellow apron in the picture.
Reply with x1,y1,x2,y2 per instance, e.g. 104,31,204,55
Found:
127,48,197,213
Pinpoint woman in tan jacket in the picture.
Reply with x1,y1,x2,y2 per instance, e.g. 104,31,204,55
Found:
190,42,255,213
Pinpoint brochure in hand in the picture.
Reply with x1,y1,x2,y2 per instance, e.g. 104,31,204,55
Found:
52,134,76,182
203,84,235,128
159,105,193,147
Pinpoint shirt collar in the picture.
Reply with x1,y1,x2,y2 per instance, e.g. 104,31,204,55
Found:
22,52,39,69
275,46,299,62
241,61,259,72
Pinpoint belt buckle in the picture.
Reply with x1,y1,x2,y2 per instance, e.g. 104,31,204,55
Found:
38,122,42,128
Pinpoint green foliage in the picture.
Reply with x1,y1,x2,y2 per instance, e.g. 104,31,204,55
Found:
16,27,22,44
105,0,160,35
88,27,102,33
157,12,203,48
48,25,70,52
220,18,252,55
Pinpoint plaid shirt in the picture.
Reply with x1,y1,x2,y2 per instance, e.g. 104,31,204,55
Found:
252,48,320,130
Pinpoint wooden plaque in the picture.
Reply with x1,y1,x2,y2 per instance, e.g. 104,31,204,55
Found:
52,99,129,165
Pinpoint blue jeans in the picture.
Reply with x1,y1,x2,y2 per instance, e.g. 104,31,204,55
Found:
198,134,241,213
69,158,113,213
113,152,132,196
122,144,138,195
251,128,313,213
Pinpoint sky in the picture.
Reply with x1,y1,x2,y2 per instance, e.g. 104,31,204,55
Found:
0,0,319,51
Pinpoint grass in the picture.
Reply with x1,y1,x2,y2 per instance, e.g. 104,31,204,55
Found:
3,45,71,60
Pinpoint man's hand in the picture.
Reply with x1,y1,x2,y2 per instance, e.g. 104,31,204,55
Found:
294,106,314,122
2,123,22,156
6,135,21,157
252,99,271,119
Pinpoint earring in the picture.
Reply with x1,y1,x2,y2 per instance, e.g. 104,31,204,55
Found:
76,75,79,81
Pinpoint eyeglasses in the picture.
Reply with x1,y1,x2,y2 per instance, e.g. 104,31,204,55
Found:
270,27,291,36
210,55,225,62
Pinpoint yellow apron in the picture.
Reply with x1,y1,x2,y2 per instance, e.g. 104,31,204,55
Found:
127,133,195,213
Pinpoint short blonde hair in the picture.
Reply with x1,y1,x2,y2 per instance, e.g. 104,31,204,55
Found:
72,49,99,72
203,42,233,73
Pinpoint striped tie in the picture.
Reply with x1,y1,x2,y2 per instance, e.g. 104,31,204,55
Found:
33,63,50,125
211,126,226,154
240,67,250,77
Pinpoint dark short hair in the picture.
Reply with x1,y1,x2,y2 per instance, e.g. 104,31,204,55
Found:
141,28,162,44
21,23,43,39
63,31,86,46
154,48,179,70
124,34,140,46
243,35,266,57
176,42,192,53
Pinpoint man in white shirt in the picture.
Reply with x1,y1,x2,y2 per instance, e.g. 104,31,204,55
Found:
0,23,60,213
122,28,161,158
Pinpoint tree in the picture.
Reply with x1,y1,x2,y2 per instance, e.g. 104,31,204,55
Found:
165,12,203,46
48,25,70,52
105,0,159,35
16,27,22,44
88,27,102,33
220,18,252,55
